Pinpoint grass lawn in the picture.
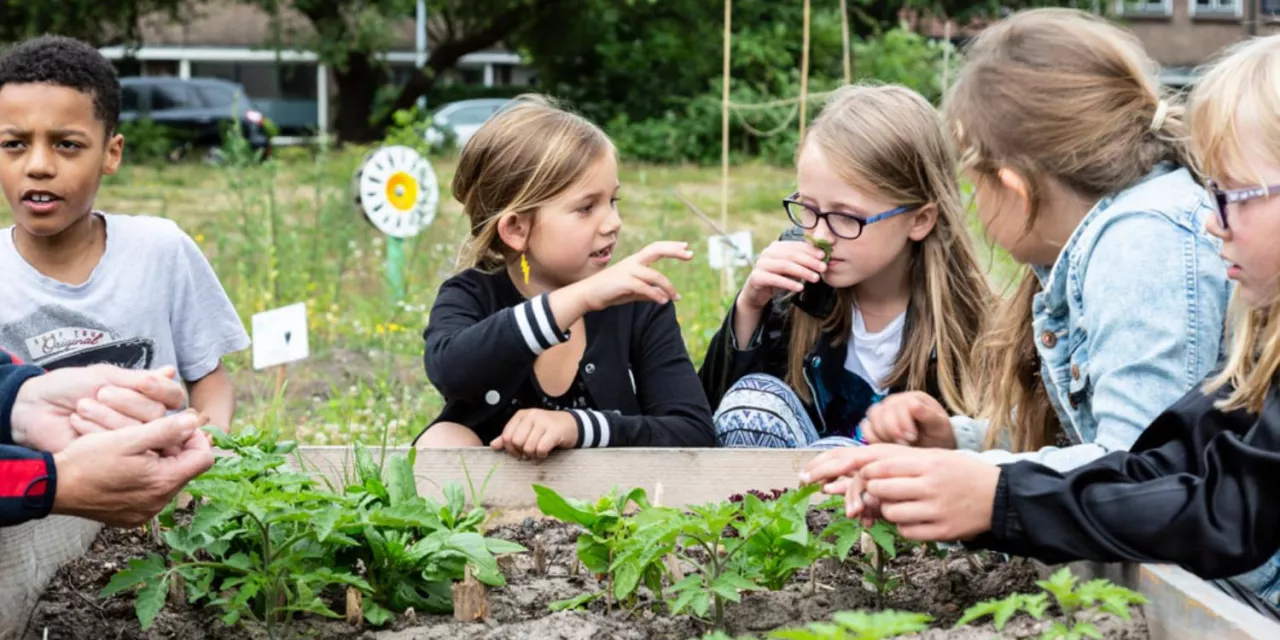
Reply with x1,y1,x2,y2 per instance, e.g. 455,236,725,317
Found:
3,145,1014,446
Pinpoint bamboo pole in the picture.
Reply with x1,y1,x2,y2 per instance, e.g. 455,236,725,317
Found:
720,0,733,295
941,20,953,96
799,0,812,141
840,0,851,85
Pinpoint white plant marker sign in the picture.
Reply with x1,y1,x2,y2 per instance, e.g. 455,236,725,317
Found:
707,230,754,270
252,302,310,397
252,302,310,370
354,145,439,301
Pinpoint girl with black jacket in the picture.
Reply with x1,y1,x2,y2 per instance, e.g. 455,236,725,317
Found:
699,85,992,449
417,97,714,457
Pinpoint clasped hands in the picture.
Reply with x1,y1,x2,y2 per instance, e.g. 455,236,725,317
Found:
797,392,1001,543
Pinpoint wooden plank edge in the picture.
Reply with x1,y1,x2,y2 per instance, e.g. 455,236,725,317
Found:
290,446,826,514
1066,561,1280,639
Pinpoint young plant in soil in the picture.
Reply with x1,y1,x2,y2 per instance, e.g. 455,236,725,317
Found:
101,427,368,637
816,497,901,605
532,484,657,612
700,609,932,640
954,566,1148,639
539,484,919,630
326,444,525,623
101,428,522,636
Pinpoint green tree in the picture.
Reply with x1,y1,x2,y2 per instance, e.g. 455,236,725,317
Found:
252,0,565,143
0,0,196,46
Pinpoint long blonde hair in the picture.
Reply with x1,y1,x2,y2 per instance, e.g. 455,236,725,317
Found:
947,9,1195,451
786,84,992,416
1192,34,1280,413
452,94,615,271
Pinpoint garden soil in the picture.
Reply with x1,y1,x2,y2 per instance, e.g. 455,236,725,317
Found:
24,518,1147,640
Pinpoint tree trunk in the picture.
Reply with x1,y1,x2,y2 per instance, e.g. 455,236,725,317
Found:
332,52,383,144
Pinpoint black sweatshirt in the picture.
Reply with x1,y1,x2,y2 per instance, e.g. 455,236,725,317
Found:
420,268,715,448
972,380,1280,579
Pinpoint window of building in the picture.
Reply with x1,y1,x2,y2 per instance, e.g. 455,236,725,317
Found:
1114,0,1173,15
1190,0,1241,16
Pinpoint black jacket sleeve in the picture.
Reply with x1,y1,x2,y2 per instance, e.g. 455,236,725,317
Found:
0,350,58,527
424,274,570,402
566,302,716,448
971,385,1280,579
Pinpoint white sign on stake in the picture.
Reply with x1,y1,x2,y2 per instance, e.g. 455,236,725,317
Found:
251,302,310,370
707,230,754,270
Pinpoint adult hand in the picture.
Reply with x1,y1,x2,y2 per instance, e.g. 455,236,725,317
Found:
11,365,187,453
52,410,214,527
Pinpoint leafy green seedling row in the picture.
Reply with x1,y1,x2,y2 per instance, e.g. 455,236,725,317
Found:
102,427,524,638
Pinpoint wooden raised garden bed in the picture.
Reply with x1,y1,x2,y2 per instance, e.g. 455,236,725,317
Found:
9,444,1280,640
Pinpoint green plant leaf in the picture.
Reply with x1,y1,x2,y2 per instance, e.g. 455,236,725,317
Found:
709,572,755,603
188,501,233,536
135,577,168,630
534,484,599,528
833,610,933,637
576,536,613,575
353,443,387,500
866,521,899,558
100,553,167,598
364,600,394,626
386,452,419,505
443,482,467,521
550,592,600,612
369,500,444,530
614,559,642,601
485,538,526,555
314,506,344,542
692,589,712,617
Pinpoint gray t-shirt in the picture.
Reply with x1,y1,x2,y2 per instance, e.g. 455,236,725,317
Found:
0,212,250,381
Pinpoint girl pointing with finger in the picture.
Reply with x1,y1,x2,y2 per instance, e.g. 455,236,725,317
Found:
415,96,715,458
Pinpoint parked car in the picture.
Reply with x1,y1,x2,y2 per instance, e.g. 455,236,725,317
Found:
119,76,272,161
424,98,513,149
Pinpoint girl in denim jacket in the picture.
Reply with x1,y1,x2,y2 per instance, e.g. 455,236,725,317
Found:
803,33,1280,616
838,9,1231,467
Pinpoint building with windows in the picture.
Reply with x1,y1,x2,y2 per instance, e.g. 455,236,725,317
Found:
100,1,534,136
1116,0,1280,83
908,0,1278,87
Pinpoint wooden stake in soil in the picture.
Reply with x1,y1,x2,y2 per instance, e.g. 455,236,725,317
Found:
533,536,547,575
452,565,489,622
168,572,186,606
345,586,363,625
654,482,686,585
273,364,288,399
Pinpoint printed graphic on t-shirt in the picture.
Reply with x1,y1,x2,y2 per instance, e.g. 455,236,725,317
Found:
0,305,155,371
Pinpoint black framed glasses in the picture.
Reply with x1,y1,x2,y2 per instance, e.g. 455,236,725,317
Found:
1208,181,1280,230
782,192,917,240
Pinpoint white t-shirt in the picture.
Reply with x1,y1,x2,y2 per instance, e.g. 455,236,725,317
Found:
843,306,906,395
0,212,250,381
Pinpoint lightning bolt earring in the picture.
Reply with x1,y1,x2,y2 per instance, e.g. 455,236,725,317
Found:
520,253,530,285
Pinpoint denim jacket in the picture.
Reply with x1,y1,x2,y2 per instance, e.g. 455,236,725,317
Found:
953,163,1231,471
